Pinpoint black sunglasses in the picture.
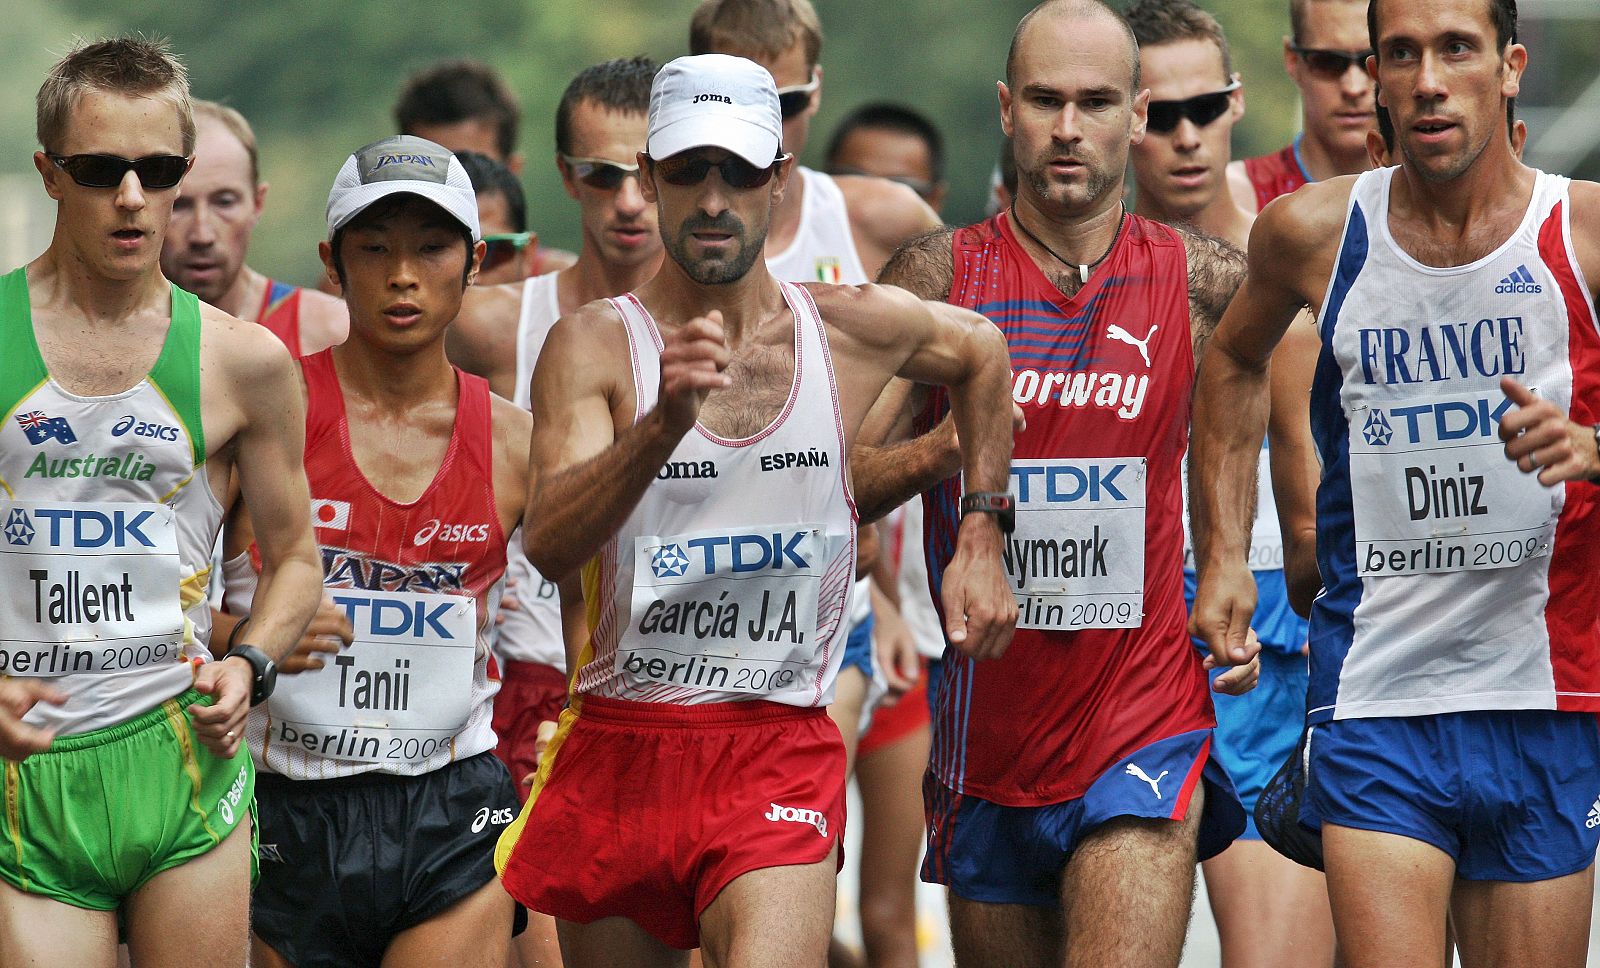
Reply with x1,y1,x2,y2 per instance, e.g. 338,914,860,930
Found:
481,232,533,273
561,155,641,191
652,152,791,190
49,153,190,190
776,72,820,120
1291,45,1374,80
1146,80,1241,134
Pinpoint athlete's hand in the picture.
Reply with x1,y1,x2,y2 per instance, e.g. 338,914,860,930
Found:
520,719,560,789
1498,377,1600,485
1205,631,1261,695
496,576,523,627
872,595,920,699
655,311,732,437
0,680,66,761
940,515,1017,661
190,657,253,758
279,594,354,674
1190,562,1261,668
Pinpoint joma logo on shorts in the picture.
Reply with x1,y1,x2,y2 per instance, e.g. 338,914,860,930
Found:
765,802,827,837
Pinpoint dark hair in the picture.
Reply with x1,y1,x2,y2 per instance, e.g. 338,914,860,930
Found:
555,57,658,157
454,150,526,233
394,59,520,160
1368,0,1517,56
824,102,946,184
1124,0,1233,79
690,0,823,68
330,194,475,287
1007,0,1140,93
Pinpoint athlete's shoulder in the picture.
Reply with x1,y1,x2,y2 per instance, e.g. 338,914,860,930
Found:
1253,175,1358,260
1224,159,1259,216
293,286,350,355
835,174,942,249
1567,178,1600,298
199,300,295,379
878,227,956,301
487,390,533,462
447,281,524,381
541,296,631,376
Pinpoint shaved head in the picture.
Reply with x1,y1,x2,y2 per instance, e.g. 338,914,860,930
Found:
1007,0,1141,92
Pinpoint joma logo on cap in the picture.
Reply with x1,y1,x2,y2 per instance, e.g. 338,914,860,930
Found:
693,93,732,105
373,154,437,170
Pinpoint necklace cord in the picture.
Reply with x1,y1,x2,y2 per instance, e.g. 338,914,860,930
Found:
1009,201,1127,284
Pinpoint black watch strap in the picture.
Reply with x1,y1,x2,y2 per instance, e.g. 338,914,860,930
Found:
960,491,1016,533
224,645,277,706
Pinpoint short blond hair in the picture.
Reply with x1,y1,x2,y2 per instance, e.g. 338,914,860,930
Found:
193,100,259,185
37,36,195,156
690,0,823,69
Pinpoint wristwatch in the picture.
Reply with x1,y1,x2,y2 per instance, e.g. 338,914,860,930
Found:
960,491,1016,534
224,645,278,706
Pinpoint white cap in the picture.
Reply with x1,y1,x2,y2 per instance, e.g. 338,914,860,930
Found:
647,54,782,168
326,135,481,241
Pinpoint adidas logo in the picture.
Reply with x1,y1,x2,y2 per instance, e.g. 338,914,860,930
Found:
1586,797,1600,830
1495,264,1542,294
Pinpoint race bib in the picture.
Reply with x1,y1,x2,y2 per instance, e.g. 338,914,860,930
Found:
1348,389,1558,576
266,589,476,764
1182,447,1284,572
620,524,846,696
0,500,185,675
1004,458,1145,630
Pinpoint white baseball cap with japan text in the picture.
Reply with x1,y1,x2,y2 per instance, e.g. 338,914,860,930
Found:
647,54,783,168
326,135,481,241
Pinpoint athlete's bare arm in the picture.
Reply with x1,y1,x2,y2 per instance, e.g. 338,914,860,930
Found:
521,300,728,581
848,230,963,522
837,176,944,279
294,286,351,357
1189,182,1350,668
197,308,324,756
488,392,534,542
807,281,1016,658
0,680,66,760
1499,180,1600,483
1268,317,1325,616
445,282,524,400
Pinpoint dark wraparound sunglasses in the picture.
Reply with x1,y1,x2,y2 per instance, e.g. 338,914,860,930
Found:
49,153,190,189
561,155,641,190
1146,80,1241,134
776,71,820,120
1291,45,1374,79
652,152,792,189
481,232,533,273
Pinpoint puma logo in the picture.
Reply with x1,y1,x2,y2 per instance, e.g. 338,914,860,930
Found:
1106,323,1158,368
1125,763,1169,799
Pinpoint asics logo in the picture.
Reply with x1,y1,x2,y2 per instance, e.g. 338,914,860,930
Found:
765,802,828,837
412,518,491,546
1126,763,1169,800
1106,323,1158,368
471,806,516,833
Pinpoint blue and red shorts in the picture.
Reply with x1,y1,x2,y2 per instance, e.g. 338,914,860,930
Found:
496,695,847,949
922,728,1244,906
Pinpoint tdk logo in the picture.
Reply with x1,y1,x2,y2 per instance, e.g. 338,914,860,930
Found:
693,93,732,105
1011,463,1130,503
1365,396,1514,447
112,415,180,441
28,508,157,548
330,594,456,639
652,532,811,579
374,154,436,170
1362,409,1394,446
1496,265,1542,294
4,508,35,546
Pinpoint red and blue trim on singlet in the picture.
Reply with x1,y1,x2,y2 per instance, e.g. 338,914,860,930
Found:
1243,135,1313,212
256,278,303,359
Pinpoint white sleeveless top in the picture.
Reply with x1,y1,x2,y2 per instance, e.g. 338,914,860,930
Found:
0,275,221,734
765,167,871,287
1308,166,1600,721
497,273,566,668
573,282,858,706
